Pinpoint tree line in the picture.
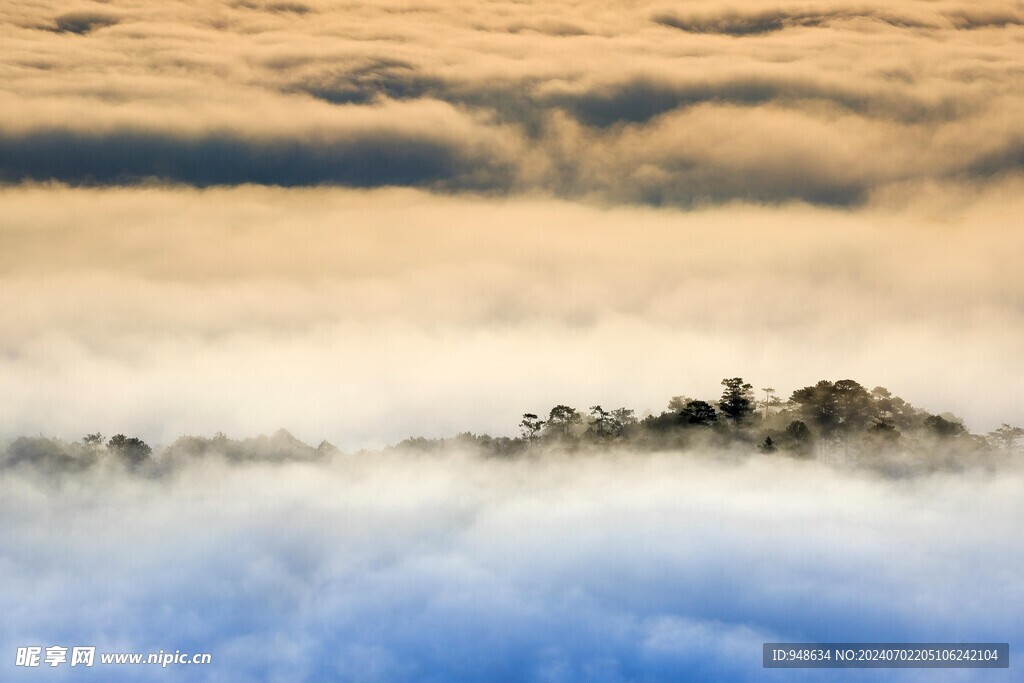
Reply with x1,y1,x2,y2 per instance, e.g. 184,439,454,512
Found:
403,377,1024,463
2,377,1022,473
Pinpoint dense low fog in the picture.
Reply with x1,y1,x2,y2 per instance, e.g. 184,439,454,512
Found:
1,438,1021,682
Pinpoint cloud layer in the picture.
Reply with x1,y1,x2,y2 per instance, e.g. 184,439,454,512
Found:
1,450,1021,682
3,5,1020,682
2,0,1023,204
1,182,1022,447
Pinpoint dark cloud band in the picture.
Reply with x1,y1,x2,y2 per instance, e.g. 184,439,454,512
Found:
0,128,513,190
1,0,1022,205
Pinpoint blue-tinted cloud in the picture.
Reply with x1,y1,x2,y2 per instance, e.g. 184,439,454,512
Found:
1,452,1021,682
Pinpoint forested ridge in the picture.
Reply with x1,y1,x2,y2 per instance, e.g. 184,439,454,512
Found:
3,378,1022,475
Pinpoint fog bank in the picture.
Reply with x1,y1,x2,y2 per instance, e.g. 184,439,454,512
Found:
1,183,1022,447
1,448,1021,681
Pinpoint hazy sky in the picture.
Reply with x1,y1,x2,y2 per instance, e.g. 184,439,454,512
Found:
1,0,1023,445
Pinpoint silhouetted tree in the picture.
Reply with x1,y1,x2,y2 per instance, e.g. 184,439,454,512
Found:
833,380,874,435
82,433,104,446
782,420,813,457
760,387,776,420
106,434,152,467
791,379,874,441
759,436,777,453
988,423,1024,451
4,437,81,471
867,420,900,445
680,400,717,426
640,411,681,432
587,406,636,441
611,408,637,431
519,414,545,442
666,396,693,413
588,406,615,440
924,415,965,439
791,380,838,436
718,378,754,424
870,386,919,429
546,405,581,440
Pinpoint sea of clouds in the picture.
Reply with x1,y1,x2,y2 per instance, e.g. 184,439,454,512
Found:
2,183,1023,447
3,0,1024,446
1,448,1021,682
2,0,1023,205
2,3,1022,679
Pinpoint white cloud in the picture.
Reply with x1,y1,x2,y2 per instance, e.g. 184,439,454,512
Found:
1,183,1022,446
0,451,1020,681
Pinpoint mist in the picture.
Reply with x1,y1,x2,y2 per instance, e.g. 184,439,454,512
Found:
3,0,1023,445
1,445,1021,682
2,182,1023,447
3,0,1021,680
